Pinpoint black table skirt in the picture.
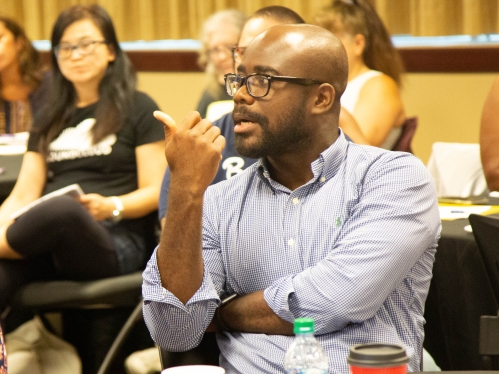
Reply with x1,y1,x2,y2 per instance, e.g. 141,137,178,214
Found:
424,218,499,370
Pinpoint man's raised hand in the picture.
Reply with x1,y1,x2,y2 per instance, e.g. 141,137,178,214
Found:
154,110,226,195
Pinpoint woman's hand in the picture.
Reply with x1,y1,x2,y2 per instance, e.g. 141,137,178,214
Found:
79,194,115,221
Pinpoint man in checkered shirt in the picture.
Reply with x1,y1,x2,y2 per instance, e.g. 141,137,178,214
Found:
143,22,440,374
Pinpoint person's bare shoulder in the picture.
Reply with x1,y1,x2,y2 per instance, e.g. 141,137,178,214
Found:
360,73,401,100
355,73,405,130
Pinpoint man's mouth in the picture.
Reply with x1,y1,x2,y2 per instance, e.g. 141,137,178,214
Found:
233,112,258,126
232,106,268,134
232,111,258,133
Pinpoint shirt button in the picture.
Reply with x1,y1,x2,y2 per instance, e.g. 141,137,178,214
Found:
288,238,295,246
292,197,299,205
320,176,326,182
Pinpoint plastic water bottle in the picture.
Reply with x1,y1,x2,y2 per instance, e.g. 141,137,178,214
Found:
283,317,329,374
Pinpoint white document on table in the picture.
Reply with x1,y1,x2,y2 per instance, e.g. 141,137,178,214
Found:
439,205,491,220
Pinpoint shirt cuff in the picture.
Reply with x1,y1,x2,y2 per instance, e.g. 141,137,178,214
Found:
263,275,296,323
142,246,220,309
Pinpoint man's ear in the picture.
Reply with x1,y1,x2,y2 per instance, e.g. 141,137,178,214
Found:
310,84,335,115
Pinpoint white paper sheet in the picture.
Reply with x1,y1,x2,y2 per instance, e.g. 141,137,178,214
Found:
439,205,491,220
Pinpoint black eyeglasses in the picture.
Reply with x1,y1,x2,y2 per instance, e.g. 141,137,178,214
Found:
224,73,324,98
54,40,108,59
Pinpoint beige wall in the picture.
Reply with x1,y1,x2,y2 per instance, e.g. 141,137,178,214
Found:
403,73,496,164
138,71,497,165
137,72,206,124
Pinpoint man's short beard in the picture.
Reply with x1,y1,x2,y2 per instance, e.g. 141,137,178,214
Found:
234,102,310,159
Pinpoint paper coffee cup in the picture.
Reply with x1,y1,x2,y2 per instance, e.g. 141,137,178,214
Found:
347,343,409,374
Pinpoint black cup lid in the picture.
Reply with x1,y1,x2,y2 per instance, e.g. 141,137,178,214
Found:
347,343,409,368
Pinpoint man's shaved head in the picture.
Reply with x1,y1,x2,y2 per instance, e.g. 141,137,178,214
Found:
247,24,348,106
232,24,348,159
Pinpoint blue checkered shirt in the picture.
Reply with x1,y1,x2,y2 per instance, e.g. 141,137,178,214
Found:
143,131,441,374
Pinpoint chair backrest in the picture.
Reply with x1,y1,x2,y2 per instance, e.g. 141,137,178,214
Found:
468,213,499,370
391,117,418,153
427,142,488,197
469,214,499,303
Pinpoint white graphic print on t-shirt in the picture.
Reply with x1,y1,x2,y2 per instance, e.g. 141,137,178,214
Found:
222,156,245,179
47,118,117,162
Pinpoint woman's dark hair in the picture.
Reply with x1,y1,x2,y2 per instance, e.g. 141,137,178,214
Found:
0,17,44,89
313,0,404,86
37,4,136,155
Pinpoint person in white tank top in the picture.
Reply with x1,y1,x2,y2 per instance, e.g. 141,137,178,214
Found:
313,0,406,150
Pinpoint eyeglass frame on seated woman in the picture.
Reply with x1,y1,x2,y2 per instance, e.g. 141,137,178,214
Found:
224,73,324,98
54,39,109,59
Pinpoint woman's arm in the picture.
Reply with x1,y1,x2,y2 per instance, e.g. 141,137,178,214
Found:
339,107,369,145
353,75,405,147
0,152,47,226
79,140,167,220
480,77,499,191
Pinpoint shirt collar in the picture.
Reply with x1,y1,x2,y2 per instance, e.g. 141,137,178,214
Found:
256,128,349,191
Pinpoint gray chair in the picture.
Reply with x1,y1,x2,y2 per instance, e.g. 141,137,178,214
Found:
10,271,145,374
468,213,499,370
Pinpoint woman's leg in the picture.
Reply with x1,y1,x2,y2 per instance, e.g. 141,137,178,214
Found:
0,225,22,259
6,195,120,280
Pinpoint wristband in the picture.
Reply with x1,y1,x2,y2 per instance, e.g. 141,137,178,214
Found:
110,196,124,222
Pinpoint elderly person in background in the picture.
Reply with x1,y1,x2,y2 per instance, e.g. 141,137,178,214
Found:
0,16,50,134
196,9,247,119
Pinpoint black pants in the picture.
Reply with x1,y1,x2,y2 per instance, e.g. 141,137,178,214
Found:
0,195,120,311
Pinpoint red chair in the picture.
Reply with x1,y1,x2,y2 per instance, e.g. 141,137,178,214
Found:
391,117,418,153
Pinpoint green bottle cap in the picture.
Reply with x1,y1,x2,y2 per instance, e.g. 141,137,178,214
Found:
294,318,315,334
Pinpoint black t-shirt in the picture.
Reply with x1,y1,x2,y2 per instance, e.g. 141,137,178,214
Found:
28,91,164,197
27,91,164,248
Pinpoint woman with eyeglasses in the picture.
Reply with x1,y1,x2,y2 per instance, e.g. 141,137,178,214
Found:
196,9,247,119
0,4,165,317
313,0,406,149
0,16,50,134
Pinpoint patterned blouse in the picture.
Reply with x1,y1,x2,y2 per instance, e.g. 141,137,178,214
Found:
0,98,33,134
0,326,6,373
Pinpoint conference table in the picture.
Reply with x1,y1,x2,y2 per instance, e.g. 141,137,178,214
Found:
424,210,499,371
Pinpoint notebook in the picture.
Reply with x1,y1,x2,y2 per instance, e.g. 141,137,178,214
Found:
11,184,84,220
